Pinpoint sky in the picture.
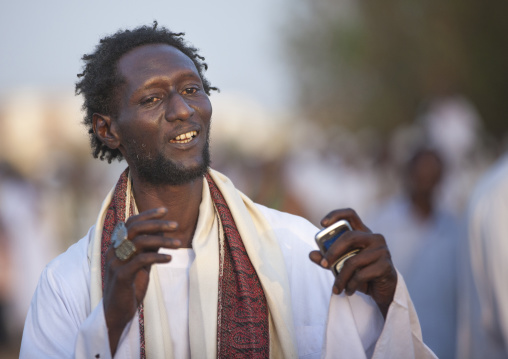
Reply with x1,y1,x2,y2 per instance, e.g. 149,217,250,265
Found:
0,0,295,112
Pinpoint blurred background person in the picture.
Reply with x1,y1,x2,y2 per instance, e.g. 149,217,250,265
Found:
458,153,508,358
0,217,11,350
365,147,460,358
0,162,59,358
417,94,484,214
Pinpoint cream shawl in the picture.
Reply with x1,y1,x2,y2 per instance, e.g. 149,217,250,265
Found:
87,169,298,358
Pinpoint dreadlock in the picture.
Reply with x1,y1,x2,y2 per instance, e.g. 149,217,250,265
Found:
75,21,218,162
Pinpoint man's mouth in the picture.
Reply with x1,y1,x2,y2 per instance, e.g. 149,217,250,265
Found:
169,130,198,144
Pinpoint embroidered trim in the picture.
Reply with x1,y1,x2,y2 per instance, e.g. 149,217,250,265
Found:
100,169,146,358
206,173,270,358
100,170,269,358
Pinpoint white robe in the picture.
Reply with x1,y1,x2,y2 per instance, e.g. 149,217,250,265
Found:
458,154,508,358
20,193,434,358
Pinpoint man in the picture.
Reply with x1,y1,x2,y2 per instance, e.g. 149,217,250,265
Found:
20,23,434,358
366,148,460,358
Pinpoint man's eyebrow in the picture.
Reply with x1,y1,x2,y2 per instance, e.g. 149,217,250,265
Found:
131,72,202,95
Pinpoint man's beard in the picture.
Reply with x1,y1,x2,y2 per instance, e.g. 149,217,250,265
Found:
127,135,211,186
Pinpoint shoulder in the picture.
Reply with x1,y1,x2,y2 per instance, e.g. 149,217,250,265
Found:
21,228,95,357
254,203,319,249
41,228,92,298
465,156,508,237
253,203,326,285
470,155,508,209
364,195,409,229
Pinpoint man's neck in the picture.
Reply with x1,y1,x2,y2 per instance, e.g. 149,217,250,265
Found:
130,173,204,248
410,193,434,221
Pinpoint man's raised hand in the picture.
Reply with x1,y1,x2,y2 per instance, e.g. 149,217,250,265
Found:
309,208,397,318
103,207,181,355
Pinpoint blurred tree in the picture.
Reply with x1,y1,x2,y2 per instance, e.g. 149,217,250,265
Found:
285,0,508,142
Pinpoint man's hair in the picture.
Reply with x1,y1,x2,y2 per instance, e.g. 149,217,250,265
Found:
75,21,218,163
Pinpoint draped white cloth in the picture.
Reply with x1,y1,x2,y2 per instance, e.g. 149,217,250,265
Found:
86,169,297,358
458,154,508,358
20,170,436,358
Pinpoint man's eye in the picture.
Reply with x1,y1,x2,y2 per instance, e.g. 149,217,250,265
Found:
183,88,198,95
140,96,161,105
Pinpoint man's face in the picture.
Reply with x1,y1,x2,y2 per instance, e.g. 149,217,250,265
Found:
406,152,443,198
113,44,212,185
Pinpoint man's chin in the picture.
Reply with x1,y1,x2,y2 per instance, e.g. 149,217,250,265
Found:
127,137,211,186
132,154,210,186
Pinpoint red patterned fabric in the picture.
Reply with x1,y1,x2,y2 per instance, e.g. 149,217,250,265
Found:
206,173,270,358
100,168,146,359
100,169,269,358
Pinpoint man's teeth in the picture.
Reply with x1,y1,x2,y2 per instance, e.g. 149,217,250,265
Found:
171,131,197,143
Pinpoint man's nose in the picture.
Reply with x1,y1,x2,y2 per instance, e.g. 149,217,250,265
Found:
164,94,195,122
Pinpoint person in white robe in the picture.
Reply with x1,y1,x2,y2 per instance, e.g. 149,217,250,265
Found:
457,153,508,358
20,23,435,359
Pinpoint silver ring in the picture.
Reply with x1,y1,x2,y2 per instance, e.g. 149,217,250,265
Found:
332,249,360,276
112,222,136,261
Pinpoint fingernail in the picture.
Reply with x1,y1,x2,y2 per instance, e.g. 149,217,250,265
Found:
333,286,339,295
321,258,328,268
173,239,181,246
158,207,168,213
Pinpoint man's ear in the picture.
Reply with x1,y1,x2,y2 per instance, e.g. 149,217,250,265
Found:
92,113,121,150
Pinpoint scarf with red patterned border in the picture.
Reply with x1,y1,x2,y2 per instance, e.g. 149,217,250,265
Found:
100,168,269,358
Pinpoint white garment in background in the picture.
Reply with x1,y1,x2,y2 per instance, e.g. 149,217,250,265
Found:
366,196,459,359
458,154,508,358
0,179,57,335
20,203,434,358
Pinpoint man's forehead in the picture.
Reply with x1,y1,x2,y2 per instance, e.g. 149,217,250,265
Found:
117,44,197,75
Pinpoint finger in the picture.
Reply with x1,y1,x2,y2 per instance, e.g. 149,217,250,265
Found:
115,253,173,280
125,207,169,225
106,235,181,265
344,257,388,296
322,231,374,268
333,245,385,295
320,208,371,232
127,220,178,239
131,235,182,252
309,250,324,266
105,245,118,262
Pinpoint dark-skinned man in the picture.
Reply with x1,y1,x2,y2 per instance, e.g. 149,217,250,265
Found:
20,23,435,358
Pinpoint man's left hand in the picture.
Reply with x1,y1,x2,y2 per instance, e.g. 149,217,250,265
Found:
309,208,397,318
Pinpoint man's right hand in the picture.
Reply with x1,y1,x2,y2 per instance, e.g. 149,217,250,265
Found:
103,207,181,355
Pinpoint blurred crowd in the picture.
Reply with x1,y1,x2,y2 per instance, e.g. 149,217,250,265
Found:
0,89,506,358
